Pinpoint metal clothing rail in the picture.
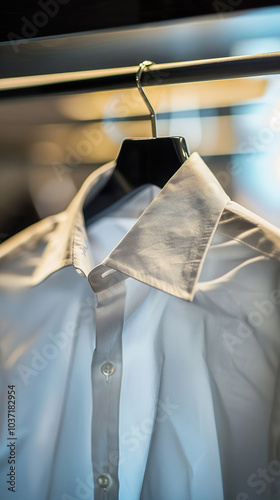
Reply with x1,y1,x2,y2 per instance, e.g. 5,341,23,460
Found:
1,51,280,100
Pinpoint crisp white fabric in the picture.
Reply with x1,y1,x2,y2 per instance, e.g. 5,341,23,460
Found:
0,153,280,500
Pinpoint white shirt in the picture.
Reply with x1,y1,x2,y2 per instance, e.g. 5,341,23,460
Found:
0,152,280,500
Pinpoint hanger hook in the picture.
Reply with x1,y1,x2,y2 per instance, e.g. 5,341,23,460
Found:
136,61,157,138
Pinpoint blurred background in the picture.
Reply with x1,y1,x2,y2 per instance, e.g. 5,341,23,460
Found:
1,3,280,242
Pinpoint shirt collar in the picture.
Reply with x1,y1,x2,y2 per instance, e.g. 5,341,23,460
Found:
96,152,229,301
0,153,230,300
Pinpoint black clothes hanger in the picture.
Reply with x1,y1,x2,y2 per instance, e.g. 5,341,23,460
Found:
84,61,190,224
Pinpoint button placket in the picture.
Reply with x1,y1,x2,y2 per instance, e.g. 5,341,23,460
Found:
91,281,126,499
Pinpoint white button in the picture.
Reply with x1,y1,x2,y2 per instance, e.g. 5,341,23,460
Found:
97,474,111,489
101,361,115,378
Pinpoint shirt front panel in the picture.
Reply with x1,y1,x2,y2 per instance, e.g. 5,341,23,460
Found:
0,267,95,500
0,186,158,500
0,163,280,500
116,238,280,500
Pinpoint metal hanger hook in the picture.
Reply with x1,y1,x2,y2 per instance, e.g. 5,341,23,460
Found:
136,61,157,138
